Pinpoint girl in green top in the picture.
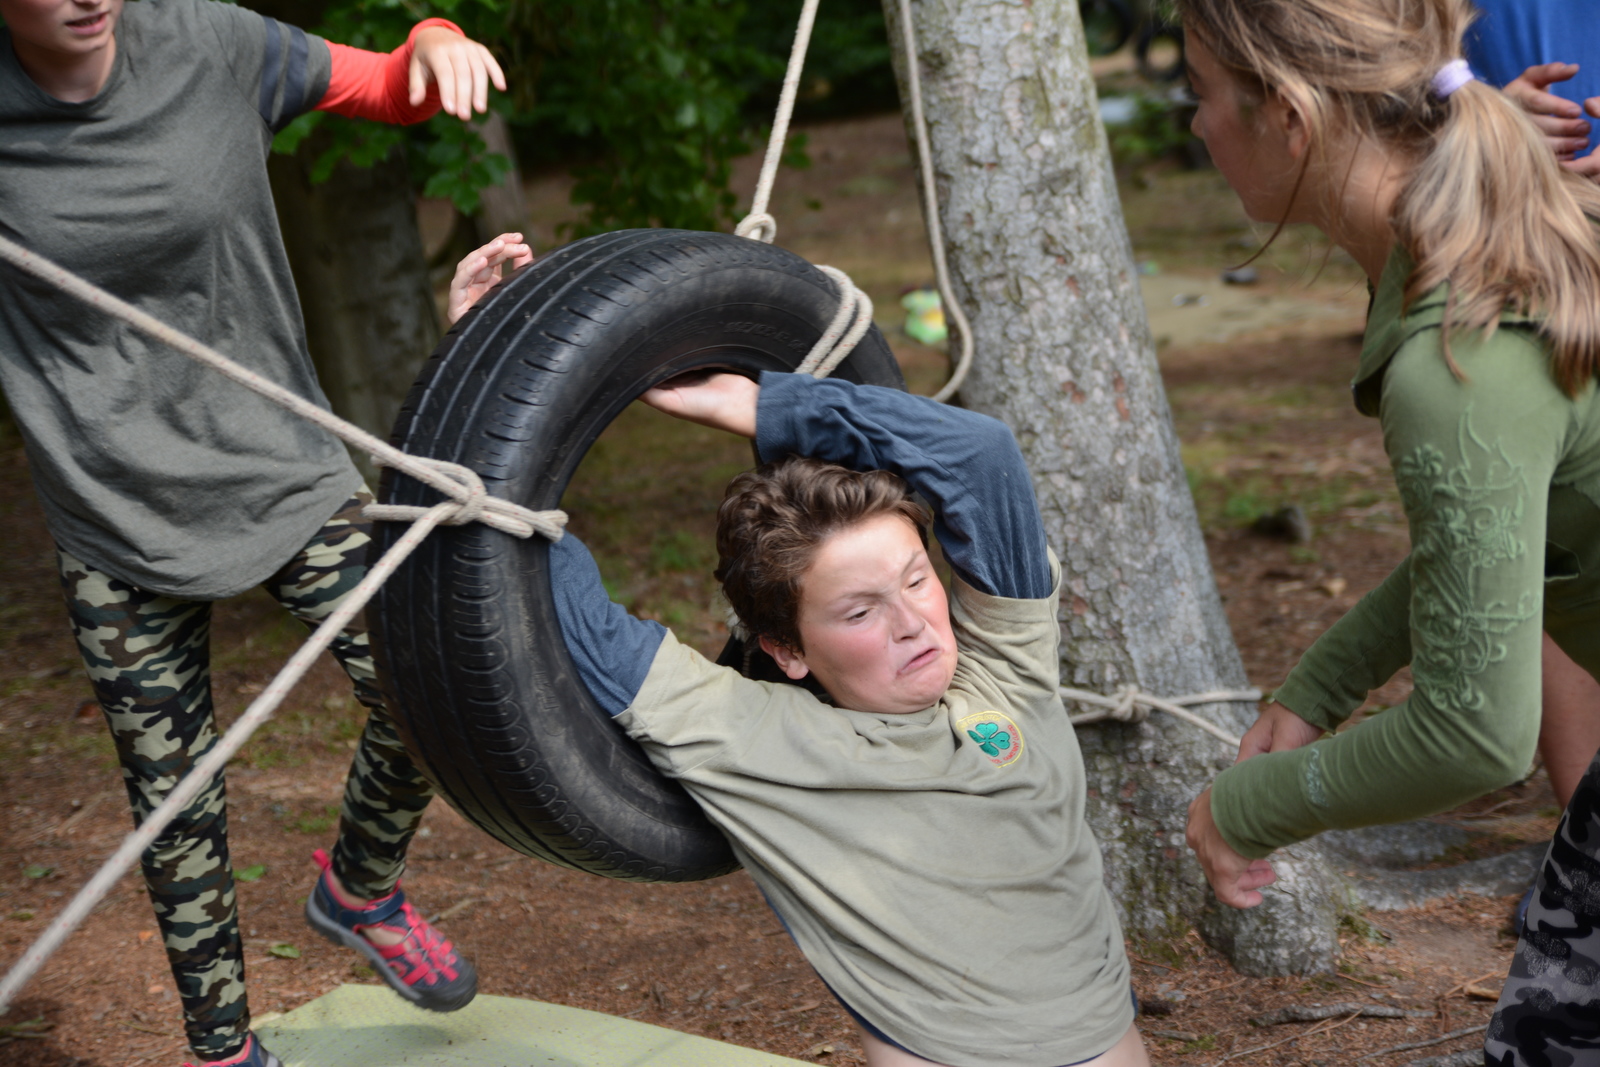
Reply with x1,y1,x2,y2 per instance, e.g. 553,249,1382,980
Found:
1173,1,1600,1061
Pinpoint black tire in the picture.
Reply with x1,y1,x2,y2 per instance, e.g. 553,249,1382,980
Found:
1079,0,1134,57
369,229,906,882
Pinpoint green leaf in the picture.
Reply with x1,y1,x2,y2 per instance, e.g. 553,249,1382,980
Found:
22,865,51,879
269,942,302,959
235,864,267,882
271,111,325,157
9,910,35,921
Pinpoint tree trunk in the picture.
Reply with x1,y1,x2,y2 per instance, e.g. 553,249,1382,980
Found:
268,129,441,476
475,112,530,242
879,0,1344,974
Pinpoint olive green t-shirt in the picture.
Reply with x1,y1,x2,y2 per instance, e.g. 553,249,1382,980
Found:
617,554,1134,1067
0,0,360,599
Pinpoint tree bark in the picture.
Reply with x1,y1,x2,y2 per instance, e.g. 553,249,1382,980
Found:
268,130,441,474
879,0,1344,974
475,112,530,242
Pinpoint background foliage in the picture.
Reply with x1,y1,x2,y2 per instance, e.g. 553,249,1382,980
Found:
275,0,898,234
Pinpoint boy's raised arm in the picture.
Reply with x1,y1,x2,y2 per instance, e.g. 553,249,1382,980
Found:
641,370,1051,599
758,373,1051,600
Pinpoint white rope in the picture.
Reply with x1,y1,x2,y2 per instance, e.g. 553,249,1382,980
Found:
734,0,974,399
1063,686,1258,749
0,234,566,1014
892,0,974,403
734,0,821,245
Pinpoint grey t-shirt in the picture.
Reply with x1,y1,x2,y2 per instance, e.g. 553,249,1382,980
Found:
0,0,361,599
619,552,1134,1067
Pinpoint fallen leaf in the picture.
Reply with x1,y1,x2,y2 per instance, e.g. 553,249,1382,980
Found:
146,984,166,995
22,865,52,879
9,910,34,921
268,942,301,959
1320,576,1348,597
802,1043,836,1058
137,930,154,942
235,864,267,882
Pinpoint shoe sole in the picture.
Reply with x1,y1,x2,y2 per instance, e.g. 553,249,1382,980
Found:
304,895,478,1012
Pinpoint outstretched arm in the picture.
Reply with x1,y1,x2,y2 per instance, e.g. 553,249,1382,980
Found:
642,371,1051,599
318,19,505,124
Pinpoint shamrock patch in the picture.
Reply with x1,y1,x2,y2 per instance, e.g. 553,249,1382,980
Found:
956,710,1024,768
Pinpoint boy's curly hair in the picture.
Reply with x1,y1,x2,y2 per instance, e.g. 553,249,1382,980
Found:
715,455,931,653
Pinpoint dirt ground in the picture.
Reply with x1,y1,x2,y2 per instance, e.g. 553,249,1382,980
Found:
0,111,1559,1067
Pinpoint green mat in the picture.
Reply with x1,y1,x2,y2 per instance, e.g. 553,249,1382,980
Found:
257,984,812,1066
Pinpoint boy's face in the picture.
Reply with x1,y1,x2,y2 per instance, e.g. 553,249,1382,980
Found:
761,513,957,714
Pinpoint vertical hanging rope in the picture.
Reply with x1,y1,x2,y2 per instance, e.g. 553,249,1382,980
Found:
733,0,974,401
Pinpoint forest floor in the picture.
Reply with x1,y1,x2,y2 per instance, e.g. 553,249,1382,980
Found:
0,109,1557,1067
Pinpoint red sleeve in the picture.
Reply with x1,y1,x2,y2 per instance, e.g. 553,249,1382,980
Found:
316,18,463,125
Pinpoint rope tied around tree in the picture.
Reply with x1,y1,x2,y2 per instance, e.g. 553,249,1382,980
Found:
1063,686,1256,749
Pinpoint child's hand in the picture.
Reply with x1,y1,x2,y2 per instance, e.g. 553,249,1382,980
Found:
639,373,759,438
448,234,534,325
1186,789,1276,909
1504,63,1592,162
1234,702,1322,764
411,27,507,120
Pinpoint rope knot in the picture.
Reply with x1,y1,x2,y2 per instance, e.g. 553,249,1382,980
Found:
735,213,778,244
363,455,568,541
1108,685,1151,724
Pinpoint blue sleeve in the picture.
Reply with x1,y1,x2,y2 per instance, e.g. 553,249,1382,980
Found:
549,534,666,717
754,372,1052,599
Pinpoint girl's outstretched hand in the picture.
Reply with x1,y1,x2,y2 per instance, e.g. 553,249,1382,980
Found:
1234,701,1323,763
412,27,506,120
1187,789,1276,908
448,234,534,325
639,373,759,439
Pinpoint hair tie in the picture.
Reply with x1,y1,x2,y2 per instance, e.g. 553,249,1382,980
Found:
1431,59,1475,99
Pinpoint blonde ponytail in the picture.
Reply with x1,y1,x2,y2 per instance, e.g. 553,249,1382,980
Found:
1178,0,1600,394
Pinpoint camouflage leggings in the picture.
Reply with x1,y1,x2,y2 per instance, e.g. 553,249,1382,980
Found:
60,490,434,1060
1486,749,1600,1066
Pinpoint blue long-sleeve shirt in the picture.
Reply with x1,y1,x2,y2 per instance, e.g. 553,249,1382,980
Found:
550,371,1050,714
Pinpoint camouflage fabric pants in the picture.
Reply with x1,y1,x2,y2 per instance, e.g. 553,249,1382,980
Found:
1486,749,1600,1066
60,489,435,1060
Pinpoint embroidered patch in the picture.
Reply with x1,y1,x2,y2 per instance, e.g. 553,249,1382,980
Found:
957,711,1024,768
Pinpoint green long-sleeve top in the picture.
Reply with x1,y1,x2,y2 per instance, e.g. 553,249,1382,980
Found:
1210,248,1600,859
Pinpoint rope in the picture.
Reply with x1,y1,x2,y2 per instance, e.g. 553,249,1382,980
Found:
1063,687,1257,749
734,0,973,401
891,0,974,403
0,234,565,1014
